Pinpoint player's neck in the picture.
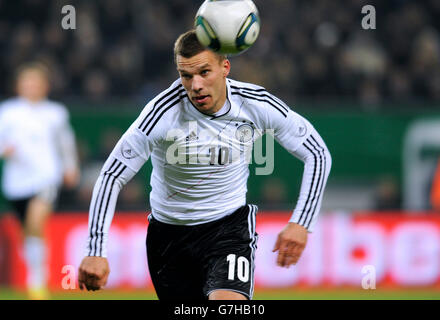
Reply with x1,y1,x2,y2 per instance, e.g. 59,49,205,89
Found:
210,87,228,114
211,98,230,118
21,96,46,104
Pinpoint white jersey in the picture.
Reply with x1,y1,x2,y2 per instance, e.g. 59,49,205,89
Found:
86,78,331,257
0,97,78,199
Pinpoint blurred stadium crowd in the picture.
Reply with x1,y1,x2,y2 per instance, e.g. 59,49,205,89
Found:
0,0,439,106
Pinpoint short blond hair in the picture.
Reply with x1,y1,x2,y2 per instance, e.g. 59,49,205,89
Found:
15,62,51,83
174,30,226,64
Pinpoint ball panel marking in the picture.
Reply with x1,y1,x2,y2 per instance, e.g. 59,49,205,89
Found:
194,0,260,55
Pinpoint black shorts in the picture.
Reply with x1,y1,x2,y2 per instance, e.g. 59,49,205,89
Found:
7,186,58,225
146,204,258,300
8,197,33,225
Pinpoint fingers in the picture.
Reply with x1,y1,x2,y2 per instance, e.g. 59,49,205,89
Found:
272,235,281,252
78,269,106,291
77,257,110,292
78,274,103,291
273,223,308,268
276,241,290,267
275,240,305,268
284,246,303,266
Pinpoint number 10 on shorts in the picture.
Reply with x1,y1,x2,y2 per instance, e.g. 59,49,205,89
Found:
226,254,249,282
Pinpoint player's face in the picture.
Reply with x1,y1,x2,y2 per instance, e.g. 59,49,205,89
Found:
177,50,230,115
16,70,49,103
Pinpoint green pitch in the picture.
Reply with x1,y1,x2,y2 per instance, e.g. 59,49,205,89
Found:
1,288,440,300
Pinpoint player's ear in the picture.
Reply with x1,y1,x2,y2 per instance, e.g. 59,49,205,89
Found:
222,59,230,78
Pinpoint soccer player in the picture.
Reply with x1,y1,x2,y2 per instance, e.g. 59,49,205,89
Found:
78,30,331,300
0,63,80,299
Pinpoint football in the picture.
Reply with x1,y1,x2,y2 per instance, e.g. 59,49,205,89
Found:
194,0,260,55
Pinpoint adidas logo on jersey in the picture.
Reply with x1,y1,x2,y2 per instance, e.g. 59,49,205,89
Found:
185,131,198,142
121,140,139,159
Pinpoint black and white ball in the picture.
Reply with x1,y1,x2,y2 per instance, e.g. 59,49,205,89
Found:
194,0,260,55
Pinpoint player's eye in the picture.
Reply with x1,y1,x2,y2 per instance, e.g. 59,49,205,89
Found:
201,70,210,76
181,73,192,79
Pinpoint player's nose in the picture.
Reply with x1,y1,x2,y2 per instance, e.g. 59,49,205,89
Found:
191,75,204,92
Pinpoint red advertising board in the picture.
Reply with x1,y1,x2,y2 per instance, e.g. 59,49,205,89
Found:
1,211,440,290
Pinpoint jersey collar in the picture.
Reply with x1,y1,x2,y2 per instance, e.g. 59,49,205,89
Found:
185,78,234,120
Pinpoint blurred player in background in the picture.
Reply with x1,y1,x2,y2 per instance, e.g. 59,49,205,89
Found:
78,30,331,300
0,62,80,299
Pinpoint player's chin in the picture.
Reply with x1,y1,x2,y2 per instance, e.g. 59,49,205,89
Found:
194,102,214,113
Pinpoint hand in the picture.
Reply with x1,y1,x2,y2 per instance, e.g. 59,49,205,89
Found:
78,256,110,291
272,222,308,268
63,169,80,189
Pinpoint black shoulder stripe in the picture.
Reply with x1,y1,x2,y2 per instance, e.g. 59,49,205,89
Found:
230,85,289,113
138,84,183,130
231,91,287,118
230,84,266,93
140,87,185,132
242,90,289,114
145,95,183,136
140,88,185,133
156,83,184,106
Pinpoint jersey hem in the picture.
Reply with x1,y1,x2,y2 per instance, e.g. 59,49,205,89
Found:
150,204,245,226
